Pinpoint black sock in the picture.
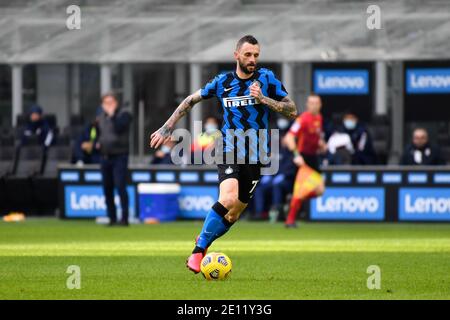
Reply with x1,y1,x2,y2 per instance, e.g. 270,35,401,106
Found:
192,246,205,254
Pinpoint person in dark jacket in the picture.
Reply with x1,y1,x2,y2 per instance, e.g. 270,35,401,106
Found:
342,112,377,165
97,92,132,226
401,128,444,165
21,105,54,147
252,118,297,220
151,140,175,165
74,122,101,165
73,109,102,165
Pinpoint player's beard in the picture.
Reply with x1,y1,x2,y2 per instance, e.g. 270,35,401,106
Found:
239,60,256,75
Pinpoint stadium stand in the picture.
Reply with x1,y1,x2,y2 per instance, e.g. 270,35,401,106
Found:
43,114,58,137
64,114,86,150
0,0,449,216
367,115,390,165
42,143,72,177
0,109,76,214
437,124,450,164
34,142,72,214
0,135,15,178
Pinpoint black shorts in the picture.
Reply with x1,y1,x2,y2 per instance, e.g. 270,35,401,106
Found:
217,164,262,203
301,153,321,172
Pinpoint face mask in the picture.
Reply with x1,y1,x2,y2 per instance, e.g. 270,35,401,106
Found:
205,124,218,134
161,145,171,154
277,119,290,130
343,119,357,130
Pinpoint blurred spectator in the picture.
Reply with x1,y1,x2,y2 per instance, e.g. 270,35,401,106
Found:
98,92,132,226
192,116,221,150
342,112,377,165
324,113,353,165
151,140,175,164
191,116,221,163
323,112,344,141
327,130,354,165
400,128,444,165
21,105,54,147
252,118,296,220
73,110,101,165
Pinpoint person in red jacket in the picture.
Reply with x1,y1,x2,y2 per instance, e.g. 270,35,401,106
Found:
284,94,326,227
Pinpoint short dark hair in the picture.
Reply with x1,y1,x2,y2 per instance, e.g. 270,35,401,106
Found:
101,91,118,102
204,115,219,124
236,35,259,50
343,108,357,117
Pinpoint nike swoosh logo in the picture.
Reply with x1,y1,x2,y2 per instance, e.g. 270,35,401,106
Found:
224,87,233,92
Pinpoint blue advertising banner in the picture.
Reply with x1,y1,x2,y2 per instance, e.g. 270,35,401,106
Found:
313,70,369,95
406,68,450,94
178,186,218,219
64,185,135,218
310,187,385,221
399,188,450,221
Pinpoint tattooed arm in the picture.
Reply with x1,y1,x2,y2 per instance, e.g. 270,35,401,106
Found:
249,83,298,119
150,90,203,149
260,95,297,119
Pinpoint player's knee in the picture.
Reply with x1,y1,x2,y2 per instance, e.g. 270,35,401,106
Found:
225,212,240,223
224,201,247,223
219,197,239,211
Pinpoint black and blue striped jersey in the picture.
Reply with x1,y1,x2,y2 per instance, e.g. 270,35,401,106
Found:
200,68,288,163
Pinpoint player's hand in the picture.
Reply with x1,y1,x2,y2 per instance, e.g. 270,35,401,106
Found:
81,141,93,153
103,105,116,117
249,82,264,103
150,125,172,149
293,155,305,167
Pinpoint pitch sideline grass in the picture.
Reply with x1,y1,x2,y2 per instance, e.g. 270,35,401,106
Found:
0,218,449,299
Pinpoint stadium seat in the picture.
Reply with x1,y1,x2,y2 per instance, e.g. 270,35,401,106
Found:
0,131,15,146
21,134,42,147
0,145,16,178
14,126,25,141
70,114,85,127
52,132,71,147
63,125,85,141
0,115,9,126
0,128,11,140
43,114,57,129
0,118,12,136
436,123,449,147
372,115,389,125
0,140,16,213
13,145,44,178
33,144,72,215
41,145,72,177
440,146,450,165
16,114,28,127
3,145,45,215
367,121,391,164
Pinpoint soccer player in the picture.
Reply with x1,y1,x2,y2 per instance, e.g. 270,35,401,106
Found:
149,35,298,273
284,94,326,228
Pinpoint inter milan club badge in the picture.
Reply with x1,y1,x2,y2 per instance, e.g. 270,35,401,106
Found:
225,166,233,175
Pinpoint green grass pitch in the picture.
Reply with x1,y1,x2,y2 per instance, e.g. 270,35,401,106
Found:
0,218,449,299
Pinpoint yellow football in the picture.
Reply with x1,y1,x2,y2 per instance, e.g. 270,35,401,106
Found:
200,252,232,280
